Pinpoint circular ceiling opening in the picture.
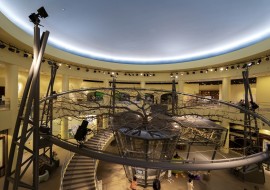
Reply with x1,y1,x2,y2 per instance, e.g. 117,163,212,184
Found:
1,0,270,65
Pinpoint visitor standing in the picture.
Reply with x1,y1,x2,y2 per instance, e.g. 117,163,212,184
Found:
153,177,161,190
187,178,194,190
130,176,137,190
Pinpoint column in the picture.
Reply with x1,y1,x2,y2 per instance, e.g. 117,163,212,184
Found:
178,79,184,105
221,77,231,102
61,118,69,140
140,81,145,89
61,74,69,139
102,115,109,129
5,64,18,113
104,79,110,88
220,120,230,154
5,64,18,169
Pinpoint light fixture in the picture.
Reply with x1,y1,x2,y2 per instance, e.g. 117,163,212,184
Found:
29,6,49,24
257,59,261,65
0,41,6,49
236,65,240,69
231,66,235,69
23,53,29,58
77,67,80,71
226,67,228,70
86,68,89,72
265,56,269,61
8,46,15,52
220,67,224,71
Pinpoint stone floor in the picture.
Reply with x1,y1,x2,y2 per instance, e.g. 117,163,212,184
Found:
1,143,270,190
97,160,270,190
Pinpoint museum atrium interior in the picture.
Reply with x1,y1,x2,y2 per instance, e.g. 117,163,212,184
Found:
1,1,270,190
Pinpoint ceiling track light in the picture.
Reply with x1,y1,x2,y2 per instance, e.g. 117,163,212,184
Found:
0,41,6,49
8,46,15,52
23,53,29,58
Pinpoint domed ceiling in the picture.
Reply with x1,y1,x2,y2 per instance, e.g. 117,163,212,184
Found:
1,0,270,65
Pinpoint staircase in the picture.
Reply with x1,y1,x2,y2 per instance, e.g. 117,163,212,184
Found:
62,130,114,190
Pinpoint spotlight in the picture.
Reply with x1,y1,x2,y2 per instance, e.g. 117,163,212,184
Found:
214,68,217,72
116,73,119,75
8,47,15,52
124,73,127,76
77,67,80,71
68,65,71,69
16,49,20,53
237,65,240,69
0,41,6,49
231,66,235,69
192,71,195,74
23,53,29,58
29,6,48,24
186,72,189,75
140,73,143,76
136,73,138,76
265,57,269,61
153,74,155,76
94,70,96,73
37,7,49,18
226,67,228,70
108,72,110,74
86,68,89,72
257,59,261,65
200,71,203,73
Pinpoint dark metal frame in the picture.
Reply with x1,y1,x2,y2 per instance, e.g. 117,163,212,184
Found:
4,24,49,190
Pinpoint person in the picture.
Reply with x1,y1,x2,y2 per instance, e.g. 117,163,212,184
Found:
187,178,194,190
130,176,137,190
238,99,245,107
174,152,180,159
153,177,161,190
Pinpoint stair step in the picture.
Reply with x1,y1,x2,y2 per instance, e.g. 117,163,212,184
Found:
63,181,95,190
68,163,95,167
64,171,94,176
63,174,95,181
66,167,95,172
69,160,95,163
63,178,95,187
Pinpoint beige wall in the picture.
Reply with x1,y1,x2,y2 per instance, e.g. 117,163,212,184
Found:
257,76,270,106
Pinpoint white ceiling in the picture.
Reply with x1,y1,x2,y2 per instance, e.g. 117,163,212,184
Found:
1,0,270,66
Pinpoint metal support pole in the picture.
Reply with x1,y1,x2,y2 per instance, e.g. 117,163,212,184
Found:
4,24,50,190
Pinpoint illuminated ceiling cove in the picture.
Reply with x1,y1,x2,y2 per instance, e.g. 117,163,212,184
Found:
1,0,270,65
